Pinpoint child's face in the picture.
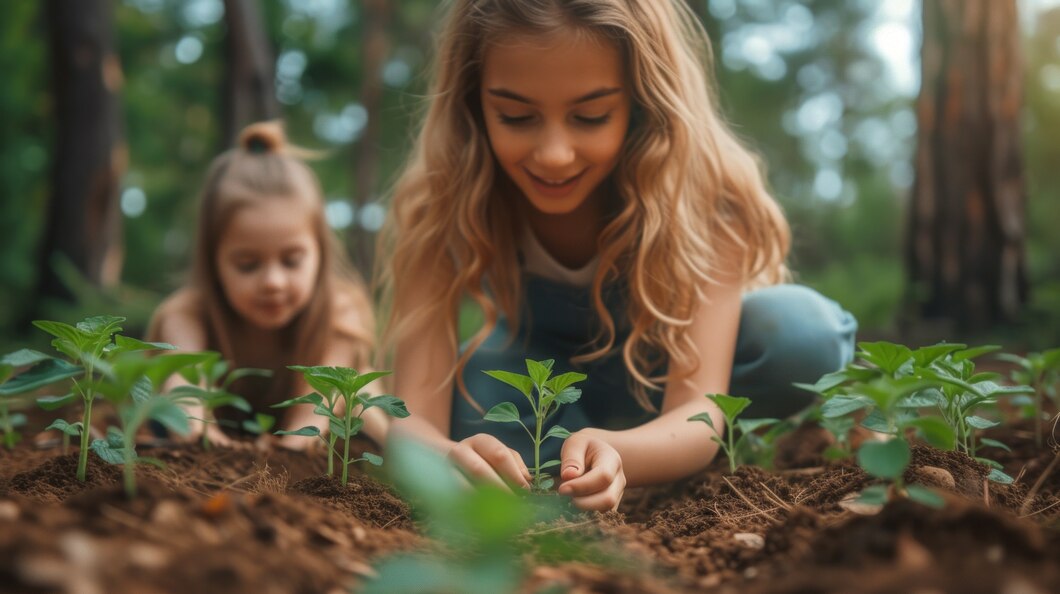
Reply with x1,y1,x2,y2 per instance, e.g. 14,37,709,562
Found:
480,31,631,217
215,199,321,331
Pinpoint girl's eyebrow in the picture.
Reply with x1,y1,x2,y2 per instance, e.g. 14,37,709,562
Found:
487,87,622,105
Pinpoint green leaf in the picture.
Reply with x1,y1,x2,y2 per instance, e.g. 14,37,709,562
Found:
859,409,896,434
222,367,272,388
363,452,383,466
90,437,125,465
911,343,966,367
539,459,562,470
979,438,1011,452
135,456,167,470
275,426,321,437
8,413,27,428
347,370,393,395
987,468,1014,484
796,366,878,394
525,359,552,388
857,341,915,376
363,395,411,418
330,417,363,439
896,389,945,408
272,393,324,408
965,415,1000,430
857,484,889,505
553,387,581,405
821,395,873,418
45,419,83,436
1,349,53,368
483,402,522,424
36,393,78,410
975,457,1003,470
148,399,190,435
906,485,945,508
482,370,533,398
857,438,910,480
242,414,275,435
76,315,125,336
953,345,1001,362
688,411,717,431
547,371,587,396
707,394,751,421
544,425,571,440
735,418,779,434
0,359,82,396
902,416,956,450
130,377,154,404
111,335,176,355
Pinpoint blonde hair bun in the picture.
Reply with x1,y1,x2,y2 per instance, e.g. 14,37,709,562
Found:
238,120,286,154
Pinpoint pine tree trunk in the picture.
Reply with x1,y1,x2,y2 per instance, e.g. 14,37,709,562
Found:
907,0,1028,331
222,0,279,147
348,0,390,278
37,0,126,305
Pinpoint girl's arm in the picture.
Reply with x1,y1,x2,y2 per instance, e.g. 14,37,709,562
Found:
559,270,741,503
387,280,531,491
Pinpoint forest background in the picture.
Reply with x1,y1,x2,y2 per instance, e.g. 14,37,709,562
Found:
1,0,1059,352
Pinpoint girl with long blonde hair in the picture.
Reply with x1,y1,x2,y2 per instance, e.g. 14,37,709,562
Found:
148,121,384,449
380,0,856,509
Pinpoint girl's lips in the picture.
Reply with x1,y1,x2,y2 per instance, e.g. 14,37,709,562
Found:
526,168,588,198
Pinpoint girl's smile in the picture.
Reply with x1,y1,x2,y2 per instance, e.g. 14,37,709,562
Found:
526,166,589,198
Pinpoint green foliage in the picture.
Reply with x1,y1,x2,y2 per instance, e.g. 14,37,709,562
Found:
274,366,408,485
688,394,779,473
797,341,1039,506
172,352,271,449
365,438,620,594
997,348,1060,448
0,349,82,449
482,359,586,492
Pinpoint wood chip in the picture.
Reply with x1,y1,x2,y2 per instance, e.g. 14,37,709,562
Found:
838,492,883,515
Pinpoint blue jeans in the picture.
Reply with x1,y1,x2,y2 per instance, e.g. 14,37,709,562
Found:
451,279,857,464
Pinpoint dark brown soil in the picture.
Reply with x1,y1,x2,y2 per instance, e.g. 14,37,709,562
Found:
1,419,1059,594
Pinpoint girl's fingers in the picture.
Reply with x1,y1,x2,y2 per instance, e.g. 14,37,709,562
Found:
448,444,511,492
509,448,532,484
559,433,590,481
474,440,530,489
570,481,625,512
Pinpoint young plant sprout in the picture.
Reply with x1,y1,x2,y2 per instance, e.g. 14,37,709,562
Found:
171,352,272,449
32,316,178,481
273,366,409,486
89,349,212,497
997,348,1060,449
481,359,586,492
688,394,779,473
0,350,81,449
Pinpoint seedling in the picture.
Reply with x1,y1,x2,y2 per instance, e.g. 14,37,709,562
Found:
997,348,1060,448
273,366,409,485
89,349,212,497
171,352,271,449
687,394,780,473
797,341,1033,485
32,316,178,481
0,350,81,449
482,359,586,492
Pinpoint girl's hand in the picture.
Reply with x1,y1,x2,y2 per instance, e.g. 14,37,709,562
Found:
275,433,319,452
447,433,532,492
558,430,626,511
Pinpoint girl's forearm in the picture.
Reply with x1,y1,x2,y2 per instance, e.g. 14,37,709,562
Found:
388,415,456,453
586,400,724,487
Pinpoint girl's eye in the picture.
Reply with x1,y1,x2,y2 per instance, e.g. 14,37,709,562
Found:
499,114,534,126
282,255,303,269
235,261,259,274
575,114,612,126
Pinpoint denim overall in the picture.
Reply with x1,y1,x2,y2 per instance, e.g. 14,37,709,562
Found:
451,276,858,464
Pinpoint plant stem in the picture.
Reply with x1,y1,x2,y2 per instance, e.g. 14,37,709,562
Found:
327,435,336,476
534,411,543,490
1034,378,1043,450
342,431,351,486
727,418,736,474
123,428,136,498
77,395,93,482
1,404,13,449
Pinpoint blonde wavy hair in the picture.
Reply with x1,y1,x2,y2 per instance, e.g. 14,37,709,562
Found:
379,0,789,411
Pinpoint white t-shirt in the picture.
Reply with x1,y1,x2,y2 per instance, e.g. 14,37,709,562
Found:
520,224,599,288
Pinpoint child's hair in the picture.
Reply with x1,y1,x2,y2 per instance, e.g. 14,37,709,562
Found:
379,0,790,410
153,121,373,403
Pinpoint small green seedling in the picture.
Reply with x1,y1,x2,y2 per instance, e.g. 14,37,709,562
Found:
273,366,409,485
89,349,212,497
171,352,271,449
997,348,1060,449
482,359,586,492
0,350,81,449
32,316,178,481
688,394,779,473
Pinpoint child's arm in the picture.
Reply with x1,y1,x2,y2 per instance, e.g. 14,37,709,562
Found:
387,282,531,491
559,272,741,505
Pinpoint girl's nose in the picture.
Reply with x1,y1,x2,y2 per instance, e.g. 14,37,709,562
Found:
261,263,285,290
533,126,576,169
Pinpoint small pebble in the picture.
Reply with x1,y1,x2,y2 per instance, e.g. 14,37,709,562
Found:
0,500,20,521
732,532,765,550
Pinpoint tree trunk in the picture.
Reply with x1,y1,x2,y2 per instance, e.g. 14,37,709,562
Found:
222,0,279,147
348,0,391,278
906,0,1028,331
37,0,126,305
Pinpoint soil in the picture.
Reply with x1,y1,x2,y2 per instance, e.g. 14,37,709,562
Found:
2,418,1059,593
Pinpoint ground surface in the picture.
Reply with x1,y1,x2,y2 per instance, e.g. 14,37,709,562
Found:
1,419,1059,594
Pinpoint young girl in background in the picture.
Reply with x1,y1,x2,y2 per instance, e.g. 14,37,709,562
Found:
148,121,383,450
380,0,857,511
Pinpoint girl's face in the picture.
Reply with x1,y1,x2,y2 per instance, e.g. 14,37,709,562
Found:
215,199,321,330
480,32,631,217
